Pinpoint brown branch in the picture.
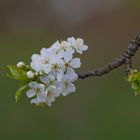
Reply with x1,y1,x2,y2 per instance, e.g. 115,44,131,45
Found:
78,34,140,79
125,57,132,75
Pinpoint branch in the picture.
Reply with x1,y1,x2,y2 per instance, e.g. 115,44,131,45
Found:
78,34,140,79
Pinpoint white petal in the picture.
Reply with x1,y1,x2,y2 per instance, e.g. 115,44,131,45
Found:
42,64,51,74
57,49,65,58
30,54,42,72
40,75,50,84
64,51,73,62
36,94,46,103
60,82,75,96
38,84,45,92
29,82,38,88
48,75,56,82
51,41,60,50
66,47,75,54
40,89,48,97
76,49,83,54
67,37,76,46
31,98,39,104
77,38,84,44
65,68,78,82
70,58,81,68
68,83,76,93
30,62,41,72
61,87,69,96
82,45,88,51
26,89,36,98
57,70,64,82
31,54,40,61
48,86,60,97
40,48,47,56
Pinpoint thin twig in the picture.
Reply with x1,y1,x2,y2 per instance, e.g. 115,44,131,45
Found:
125,57,132,75
78,34,140,79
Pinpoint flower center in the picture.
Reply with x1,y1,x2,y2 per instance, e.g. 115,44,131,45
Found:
61,43,66,51
35,88,41,94
47,92,52,97
76,42,81,49
43,59,49,64
65,62,69,68
64,82,68,88
53,64,58,69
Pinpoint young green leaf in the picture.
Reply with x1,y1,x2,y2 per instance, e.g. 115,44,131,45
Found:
128,70,140,95
7,65,28,81
15,84,28,103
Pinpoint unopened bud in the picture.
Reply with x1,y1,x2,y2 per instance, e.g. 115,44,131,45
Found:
27,71,35,79
17,62,25,68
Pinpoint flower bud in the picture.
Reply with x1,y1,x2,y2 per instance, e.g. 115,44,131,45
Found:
17,62,25,68
35,72,39,76
39,71,43,75
27,71,35,79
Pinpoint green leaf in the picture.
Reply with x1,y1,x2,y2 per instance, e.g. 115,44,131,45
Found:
15,84,28,103
7,65,28,81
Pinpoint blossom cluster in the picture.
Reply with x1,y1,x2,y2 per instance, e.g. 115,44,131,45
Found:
16,37,88,106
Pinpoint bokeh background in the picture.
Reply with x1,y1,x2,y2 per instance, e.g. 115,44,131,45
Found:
0,0,140,140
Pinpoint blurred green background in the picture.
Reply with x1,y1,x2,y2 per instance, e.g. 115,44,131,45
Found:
0,0,140,140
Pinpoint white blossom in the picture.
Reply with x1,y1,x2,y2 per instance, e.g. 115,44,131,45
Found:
30,48,56,74
57,68,78,83
52,40,74,58
57,75,76,96
26,37,88,106
30,54,42,72
26,82,45,98
31,86,60,106
40,74,56,86
38,48,54,74
63,55,81,70
67,37,88,54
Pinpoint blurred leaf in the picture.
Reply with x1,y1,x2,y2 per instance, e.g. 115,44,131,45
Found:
131,83,138,90
15,84,28,103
